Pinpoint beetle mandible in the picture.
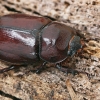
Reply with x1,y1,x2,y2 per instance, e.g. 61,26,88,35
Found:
0,14,82,74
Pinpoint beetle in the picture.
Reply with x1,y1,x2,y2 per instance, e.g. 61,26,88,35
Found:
0,13,82,74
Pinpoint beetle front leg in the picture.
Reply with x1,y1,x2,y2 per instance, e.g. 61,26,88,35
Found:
56,63,79,75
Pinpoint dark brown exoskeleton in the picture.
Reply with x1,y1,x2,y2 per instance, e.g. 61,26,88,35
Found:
0,14,82,74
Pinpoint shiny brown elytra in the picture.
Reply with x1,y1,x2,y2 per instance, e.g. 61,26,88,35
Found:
0,14,82,74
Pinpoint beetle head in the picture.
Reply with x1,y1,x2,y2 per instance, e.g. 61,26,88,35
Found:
67,36,82,56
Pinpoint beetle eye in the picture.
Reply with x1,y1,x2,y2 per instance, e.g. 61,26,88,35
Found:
67,36,82,56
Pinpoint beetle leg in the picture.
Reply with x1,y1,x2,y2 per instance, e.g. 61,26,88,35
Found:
56,63,79,75
0,65,26,73
0,65,17,73
35,62,47,74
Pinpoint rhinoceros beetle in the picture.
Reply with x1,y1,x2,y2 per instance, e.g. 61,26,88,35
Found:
0,14,82,74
